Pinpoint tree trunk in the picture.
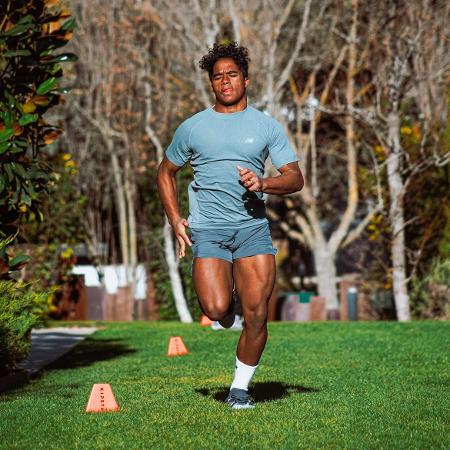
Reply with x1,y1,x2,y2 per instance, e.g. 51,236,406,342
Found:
163,217,193,323
124,155,138,309
124,157,137,271
313,244,339,311
387,112,411,321
110,147,129,271
141,68,193,323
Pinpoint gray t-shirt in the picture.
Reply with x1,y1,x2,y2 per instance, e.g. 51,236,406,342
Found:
165,106,298,229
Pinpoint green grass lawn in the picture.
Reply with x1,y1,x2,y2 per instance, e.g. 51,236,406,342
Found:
1,321,450,449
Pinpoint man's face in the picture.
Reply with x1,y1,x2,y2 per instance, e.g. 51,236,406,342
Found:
211,57,249,106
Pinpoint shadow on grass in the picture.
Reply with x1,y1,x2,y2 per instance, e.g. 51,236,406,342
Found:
0,381,85,403
46,337,136,370
197,381,319,403
0,338,136,398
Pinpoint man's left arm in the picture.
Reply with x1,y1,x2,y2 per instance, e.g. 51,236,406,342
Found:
237,161,304,195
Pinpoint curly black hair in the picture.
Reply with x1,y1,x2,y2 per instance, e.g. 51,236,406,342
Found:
199,41,250,80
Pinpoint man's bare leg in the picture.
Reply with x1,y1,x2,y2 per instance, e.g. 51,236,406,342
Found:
224,254,275,407
233,254,276,366
192,257,233,320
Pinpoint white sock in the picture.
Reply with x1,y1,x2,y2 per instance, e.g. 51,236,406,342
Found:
230,356,258,391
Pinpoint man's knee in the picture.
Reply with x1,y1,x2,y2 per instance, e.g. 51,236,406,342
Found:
244,304,268,330
200,297,230,321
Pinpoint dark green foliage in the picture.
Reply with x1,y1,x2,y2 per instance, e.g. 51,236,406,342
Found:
0,233,30,279
438,205,450,258
411,258,450,319
0,0,76,275
19,152,87,292
0,279,50,373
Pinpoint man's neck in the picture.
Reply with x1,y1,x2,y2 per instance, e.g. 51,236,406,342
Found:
213,97,247,114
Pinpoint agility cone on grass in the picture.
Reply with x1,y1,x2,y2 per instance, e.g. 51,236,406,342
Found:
167,336,189,356
85,383,119,413
200,314,213,326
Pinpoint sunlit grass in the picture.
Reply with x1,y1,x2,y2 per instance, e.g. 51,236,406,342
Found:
1,321,449,449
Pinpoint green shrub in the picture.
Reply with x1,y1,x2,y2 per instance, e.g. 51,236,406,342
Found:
0,280,51,374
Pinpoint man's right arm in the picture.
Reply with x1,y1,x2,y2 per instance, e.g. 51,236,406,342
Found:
156,157,192,257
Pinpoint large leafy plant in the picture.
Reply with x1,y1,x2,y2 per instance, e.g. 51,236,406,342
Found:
0,0,76,277
0,278,51,373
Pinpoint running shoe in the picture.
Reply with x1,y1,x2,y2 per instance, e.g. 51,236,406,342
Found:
211,314,243,331
225,388,255,409
230,314,243,330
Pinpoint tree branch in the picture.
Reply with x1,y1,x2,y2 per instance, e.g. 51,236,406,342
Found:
274,0,312,96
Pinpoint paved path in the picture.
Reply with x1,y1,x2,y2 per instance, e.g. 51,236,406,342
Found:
1,327,97,393
17,327,97,373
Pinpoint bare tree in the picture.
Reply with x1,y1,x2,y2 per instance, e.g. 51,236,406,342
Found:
231,0,384,312
67,0,152,306
351,0,450,321
66,0,448,322
140,46,194,322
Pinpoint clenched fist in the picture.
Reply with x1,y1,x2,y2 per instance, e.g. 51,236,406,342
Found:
237,165,264,192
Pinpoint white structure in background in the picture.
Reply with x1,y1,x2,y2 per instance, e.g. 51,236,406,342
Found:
71,264,147,299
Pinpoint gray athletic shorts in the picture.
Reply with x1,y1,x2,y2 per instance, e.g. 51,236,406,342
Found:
190,221,277,263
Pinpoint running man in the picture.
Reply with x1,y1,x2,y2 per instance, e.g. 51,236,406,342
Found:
157,42,304,409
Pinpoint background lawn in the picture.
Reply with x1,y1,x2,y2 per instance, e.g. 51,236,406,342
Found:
1,321,449,449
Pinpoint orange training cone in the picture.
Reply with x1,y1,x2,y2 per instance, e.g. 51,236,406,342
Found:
167,336,189,356
200,314,213,326
85,383,119,413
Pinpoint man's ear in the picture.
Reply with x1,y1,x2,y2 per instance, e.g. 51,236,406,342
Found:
244,77,250,88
